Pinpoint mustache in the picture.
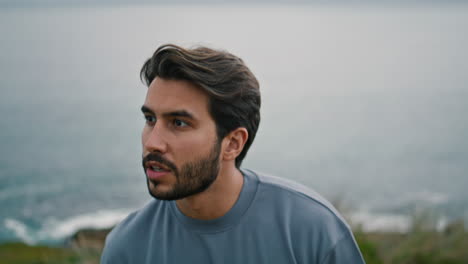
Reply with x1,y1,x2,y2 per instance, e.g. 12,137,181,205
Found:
142,152,177,173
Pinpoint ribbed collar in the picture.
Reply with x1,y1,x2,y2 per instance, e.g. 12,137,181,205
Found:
169,168,259,233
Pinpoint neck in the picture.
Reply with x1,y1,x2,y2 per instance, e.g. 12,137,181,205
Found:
175,164,244,220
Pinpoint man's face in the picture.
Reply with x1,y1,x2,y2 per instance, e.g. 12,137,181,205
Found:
141,77,221,200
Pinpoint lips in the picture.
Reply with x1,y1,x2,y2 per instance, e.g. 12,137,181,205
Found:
146,168,169,180
145,160,171,180
143,152,178,182
145,160,170,171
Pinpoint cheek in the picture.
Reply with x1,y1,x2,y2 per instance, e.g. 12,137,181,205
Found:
141,126,150,146
175,133,216,157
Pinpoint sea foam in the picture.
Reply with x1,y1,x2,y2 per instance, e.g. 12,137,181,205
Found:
349,210,450,233
4,218,35,245
3,209,131,244
45,209,131,240
349,211,412,233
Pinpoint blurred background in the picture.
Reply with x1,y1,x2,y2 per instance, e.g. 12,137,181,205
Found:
1,0,467,250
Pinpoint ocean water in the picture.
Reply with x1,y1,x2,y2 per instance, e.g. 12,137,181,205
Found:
1,4,468,244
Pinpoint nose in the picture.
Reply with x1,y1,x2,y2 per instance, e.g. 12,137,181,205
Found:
142,123,168,154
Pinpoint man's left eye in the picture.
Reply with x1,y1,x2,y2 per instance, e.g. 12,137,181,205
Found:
173,119,188,127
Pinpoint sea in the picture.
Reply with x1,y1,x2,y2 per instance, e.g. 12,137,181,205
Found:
1,3,468,245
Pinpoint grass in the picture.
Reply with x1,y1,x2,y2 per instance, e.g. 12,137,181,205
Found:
1,217,467,263
354,219,468,264
0,228,107,264
0,243,80,264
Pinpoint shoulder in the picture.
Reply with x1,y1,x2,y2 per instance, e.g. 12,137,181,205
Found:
252,170,347,225
247,170,364,263
249,171,356,249
107,199,163,239
100,200,166,263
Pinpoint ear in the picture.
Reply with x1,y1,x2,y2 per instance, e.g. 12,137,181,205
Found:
221,127,249,162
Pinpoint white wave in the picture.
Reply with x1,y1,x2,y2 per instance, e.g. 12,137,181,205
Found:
4,218,35,245
405,190,449,205
42,209,131,240
3,209,131,244
349,211,411,233
349,210,451,233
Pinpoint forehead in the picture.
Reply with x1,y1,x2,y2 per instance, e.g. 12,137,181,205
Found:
144,77,211,117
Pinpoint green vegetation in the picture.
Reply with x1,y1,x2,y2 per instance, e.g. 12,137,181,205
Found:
0,242,99,264
0,228,106,264
354,220,468,264
1,220,467,263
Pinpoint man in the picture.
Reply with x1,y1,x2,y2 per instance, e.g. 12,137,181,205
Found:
101,44,365,264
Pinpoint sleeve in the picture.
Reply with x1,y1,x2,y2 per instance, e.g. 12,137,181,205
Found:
319,232,366,264
100,211,141,264
100,248,118,264
100,229,126,264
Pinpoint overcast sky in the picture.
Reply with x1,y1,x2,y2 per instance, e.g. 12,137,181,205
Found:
1,0,468,7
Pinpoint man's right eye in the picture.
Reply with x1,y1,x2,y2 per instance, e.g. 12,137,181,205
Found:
144,115,156,124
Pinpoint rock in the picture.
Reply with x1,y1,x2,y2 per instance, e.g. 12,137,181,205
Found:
67,228,113,251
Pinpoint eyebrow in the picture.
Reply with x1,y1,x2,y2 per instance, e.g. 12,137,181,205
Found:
141,105,154,115
141,105,196,120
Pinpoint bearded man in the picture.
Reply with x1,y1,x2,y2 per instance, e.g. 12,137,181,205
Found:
101,44,365,264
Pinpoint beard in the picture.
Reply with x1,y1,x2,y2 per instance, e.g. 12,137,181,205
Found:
142,140,221,201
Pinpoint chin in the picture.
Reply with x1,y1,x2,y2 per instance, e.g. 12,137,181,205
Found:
147,181,176,200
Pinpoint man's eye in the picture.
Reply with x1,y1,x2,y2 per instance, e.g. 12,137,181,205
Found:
144,115,156,123
173,119,188,127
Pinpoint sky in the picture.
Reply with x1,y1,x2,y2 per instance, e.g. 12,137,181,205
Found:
1,0,468,7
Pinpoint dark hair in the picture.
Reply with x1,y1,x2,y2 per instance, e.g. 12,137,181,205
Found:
140,44,261,168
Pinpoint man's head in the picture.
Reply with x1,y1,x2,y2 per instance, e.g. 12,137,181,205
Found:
141,44,261,167
140,44,261,200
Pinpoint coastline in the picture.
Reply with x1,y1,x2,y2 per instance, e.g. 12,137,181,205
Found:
1,203,466,263
0,228,112,264
1,219,467,264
